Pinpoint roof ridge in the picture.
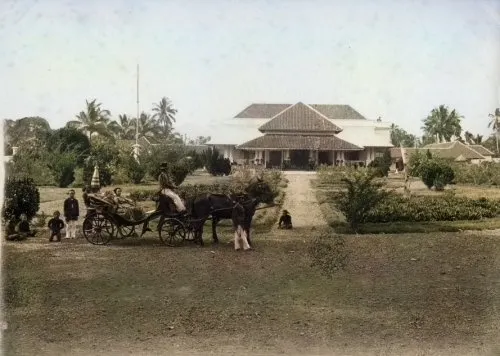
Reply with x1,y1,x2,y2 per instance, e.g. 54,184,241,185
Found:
269,102,300,119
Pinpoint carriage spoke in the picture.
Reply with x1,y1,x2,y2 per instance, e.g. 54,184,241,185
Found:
159,218,185,247
83,213,114,245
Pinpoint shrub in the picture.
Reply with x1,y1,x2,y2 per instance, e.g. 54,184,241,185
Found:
203,147,231,176
71,168,85,188
419,159,455,190
143,144,186,180
451,162,500,186
361,194,500,222
7,150,55,186
368,150,392,177
123,155,146,184
170,160,190,186
334,170,389,232
3,178,40,222
47,151,78,188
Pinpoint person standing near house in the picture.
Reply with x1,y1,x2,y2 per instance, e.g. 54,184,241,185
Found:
64,189,79,238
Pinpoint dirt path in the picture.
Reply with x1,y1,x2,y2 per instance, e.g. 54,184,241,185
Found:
271,172,327,238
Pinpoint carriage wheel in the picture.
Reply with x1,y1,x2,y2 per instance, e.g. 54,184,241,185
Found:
117,225,136,239
83,213,115,245
159,218,186,247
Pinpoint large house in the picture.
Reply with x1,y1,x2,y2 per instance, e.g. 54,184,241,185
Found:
207,102,393,169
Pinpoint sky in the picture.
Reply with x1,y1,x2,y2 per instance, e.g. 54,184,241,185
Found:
1,0,499,140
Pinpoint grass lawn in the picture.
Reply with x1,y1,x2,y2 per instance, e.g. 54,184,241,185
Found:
3,229,500,355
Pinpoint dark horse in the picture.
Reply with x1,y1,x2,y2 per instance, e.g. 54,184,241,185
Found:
144,176,274,246
188,176,275,246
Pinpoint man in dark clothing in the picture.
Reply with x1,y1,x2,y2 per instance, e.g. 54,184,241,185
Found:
278,210,293,229
48,210,65,242
64,189,79,238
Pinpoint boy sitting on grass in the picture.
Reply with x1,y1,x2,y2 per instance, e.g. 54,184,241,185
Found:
6,214,37,241
278,209,293,229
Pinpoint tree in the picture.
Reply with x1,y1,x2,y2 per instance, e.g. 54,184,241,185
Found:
334,170,389,232
82,138,121,186
152,97,177,135
188,136,211,145
68,99,114,145
488,108,500,154
48,127,91,165
3,178,40,222
368,150,392,177
421,105,463,143
47,150,79,188
5,117,52,152
463,131,483,145
116,114,137,140
390,124,417,147
131,112,162,141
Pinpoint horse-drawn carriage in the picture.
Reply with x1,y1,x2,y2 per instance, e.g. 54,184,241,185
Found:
82,193,199,246
82,176,276,248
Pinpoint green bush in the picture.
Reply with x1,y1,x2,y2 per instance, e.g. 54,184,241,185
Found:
3,178,40,222
123,155,146,184
203,147,231,176
368,150,392,177
452,162,500,186
7,150,55,186
47,151,78,188
361,194,500,222
419,159,455,190
334,170,389,232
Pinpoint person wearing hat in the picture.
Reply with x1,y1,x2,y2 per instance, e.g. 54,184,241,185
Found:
158,162,187,214
278,209,293,229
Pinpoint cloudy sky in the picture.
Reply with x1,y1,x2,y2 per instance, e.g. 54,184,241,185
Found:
1,0,499,139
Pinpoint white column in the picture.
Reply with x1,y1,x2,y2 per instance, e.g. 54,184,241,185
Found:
12,146,19,155
284,150,290,160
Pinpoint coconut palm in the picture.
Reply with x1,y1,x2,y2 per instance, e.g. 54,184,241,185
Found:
463,131,484,145
131,112,162,140
488,108,500,153
117,114,136,140
421,105,463,143
152,97,177,135
67,99,114,145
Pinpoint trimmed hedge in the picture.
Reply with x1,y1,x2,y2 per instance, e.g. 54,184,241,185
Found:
364,194,500,222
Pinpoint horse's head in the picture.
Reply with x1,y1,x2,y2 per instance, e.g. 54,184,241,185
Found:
244,177,275,205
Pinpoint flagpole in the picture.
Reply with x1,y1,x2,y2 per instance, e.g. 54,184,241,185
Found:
136,63,140,145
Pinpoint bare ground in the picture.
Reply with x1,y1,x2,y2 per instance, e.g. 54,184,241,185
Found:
3,172,500,355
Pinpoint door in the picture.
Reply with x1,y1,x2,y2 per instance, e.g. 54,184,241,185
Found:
268,151,282,168
290,150,310,169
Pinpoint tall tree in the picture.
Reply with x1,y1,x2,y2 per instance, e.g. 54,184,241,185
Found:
67,99,114,145
152,97,177,135
117,114,136,140
5,117,52,153
131,112,162,140
421,105,463,143
390,124,417,147
488,108,500,153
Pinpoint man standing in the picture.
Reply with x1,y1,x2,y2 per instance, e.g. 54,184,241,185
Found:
64,189,79,238
158,162,186,214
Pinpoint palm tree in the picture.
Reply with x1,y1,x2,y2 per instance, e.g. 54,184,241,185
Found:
131,112,162,140
464,131,474,144
117,114,136,140
421,105,463,143
67,99,113,145
152,97,177,135
488,108,500,153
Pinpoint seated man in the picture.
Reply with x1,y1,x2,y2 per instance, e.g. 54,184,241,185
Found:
113,187,144,221
278,209,293,229
6,214,37,241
